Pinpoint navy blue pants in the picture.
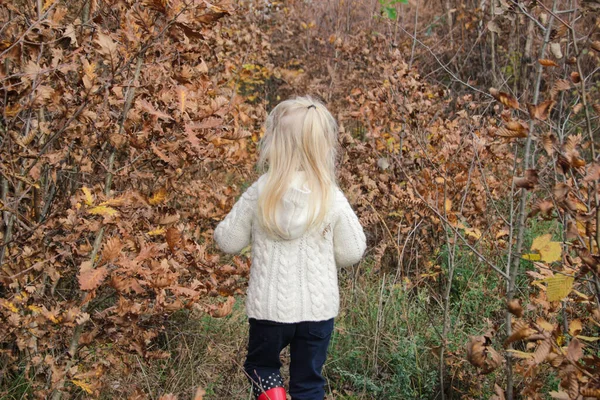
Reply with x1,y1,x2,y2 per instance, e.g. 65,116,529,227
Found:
244,318,334,400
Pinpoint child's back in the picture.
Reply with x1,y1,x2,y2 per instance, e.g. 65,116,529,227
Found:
214,96,366,400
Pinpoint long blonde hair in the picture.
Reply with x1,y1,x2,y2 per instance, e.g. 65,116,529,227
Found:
257,96,338,238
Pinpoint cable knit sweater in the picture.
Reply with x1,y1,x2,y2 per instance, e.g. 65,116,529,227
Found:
214,174,366,323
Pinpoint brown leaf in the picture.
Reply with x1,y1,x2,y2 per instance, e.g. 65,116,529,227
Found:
553,183,570,202
102,237,123,263
550,25,568,40
584,163,600,182
495,127,527,138
159,213,180,225
505,119,528,133
540,132,557,156
96,32,117,58
591,41,600,52
79,266,108,291
196,11,228,24
539,59,559,67
504,326,536,347
210,296,235,318
158,395,177,400
593,104,600,115
193,387,206,400
166,227,181,253
566,338,583,362
490,88,520,109
575,246,599,269
550,79,571,99
148,188,167,205
568,319,583,337
570,71,581,84
507,299,523,317
527,100,555,121
136,99,173,121
513,169,538,189
533,339,552,364
490,384,506,400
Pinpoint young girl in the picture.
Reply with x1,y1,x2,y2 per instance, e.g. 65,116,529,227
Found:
214,96,366,400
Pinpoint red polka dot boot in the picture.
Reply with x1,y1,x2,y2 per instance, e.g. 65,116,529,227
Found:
257,387,286,400
253,372,286,400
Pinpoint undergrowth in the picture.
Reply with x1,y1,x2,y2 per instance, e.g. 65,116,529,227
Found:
111,251,509,399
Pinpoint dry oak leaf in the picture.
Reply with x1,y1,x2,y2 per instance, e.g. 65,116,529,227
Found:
95,32,117,58
102,237,123,263
489,88,519,109
466,335,504,374
210,296,235,318
527,100,555,121
137,99,172,121
584,163,600,182
88,205,119,217
79,265,108,291
81,187,94,206
71,379,93,394
159,395,178,400
148,188,167,205
528,199,554,219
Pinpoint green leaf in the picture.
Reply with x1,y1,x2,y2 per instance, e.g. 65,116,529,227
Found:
384,6,397,20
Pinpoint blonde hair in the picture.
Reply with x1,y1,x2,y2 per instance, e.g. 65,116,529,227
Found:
257,96,338,238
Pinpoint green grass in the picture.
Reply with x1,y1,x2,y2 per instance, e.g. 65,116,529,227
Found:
95,245,515,399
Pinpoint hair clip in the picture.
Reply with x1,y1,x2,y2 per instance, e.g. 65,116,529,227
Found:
307,104,316,110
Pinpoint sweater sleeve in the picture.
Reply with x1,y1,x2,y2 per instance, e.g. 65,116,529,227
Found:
332,191,367,268
214,181,258,254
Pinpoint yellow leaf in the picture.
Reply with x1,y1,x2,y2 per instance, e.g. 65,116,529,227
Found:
546,274,574,302
71,379,93,394
28,305,42,313
569,319,583,336
81,187,94,206
88,205,119,217
506,349,534,359
531,234,561,263
464,227,482,240
149,188,167,205
576,335,600,342
537,317,555,332
522,253,542,261
148,227,166,236
1,301,18,313
445,199,452,213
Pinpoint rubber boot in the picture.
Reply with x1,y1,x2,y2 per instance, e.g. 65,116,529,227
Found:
257,387,286,400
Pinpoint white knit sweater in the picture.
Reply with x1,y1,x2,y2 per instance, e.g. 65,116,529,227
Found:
214,174,366,323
